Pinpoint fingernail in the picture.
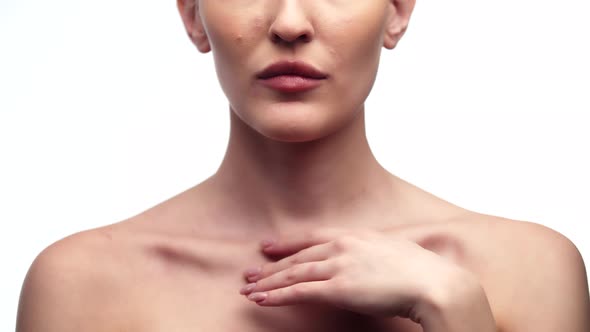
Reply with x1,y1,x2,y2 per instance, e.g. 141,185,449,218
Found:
244,266,261,277
261,239,275,248
240,283,257,295
248,275,262,282
247,292,267,302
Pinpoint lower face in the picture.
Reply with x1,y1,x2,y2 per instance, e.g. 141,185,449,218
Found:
199,0,391,142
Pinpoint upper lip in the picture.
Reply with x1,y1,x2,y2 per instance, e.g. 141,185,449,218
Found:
256,60,328,79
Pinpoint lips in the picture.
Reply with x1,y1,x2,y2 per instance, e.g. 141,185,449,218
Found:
256,60,328,79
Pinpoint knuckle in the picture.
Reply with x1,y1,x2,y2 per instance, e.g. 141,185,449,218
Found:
305,262,319,276
291,283,308,298
285,268,298,282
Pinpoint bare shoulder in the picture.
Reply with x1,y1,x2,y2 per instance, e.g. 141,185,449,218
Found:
15,212,229,332
451,213,590,332
455,213,587,274
16,223,146,332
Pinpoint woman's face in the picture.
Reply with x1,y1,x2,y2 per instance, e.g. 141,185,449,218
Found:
180,0,413,142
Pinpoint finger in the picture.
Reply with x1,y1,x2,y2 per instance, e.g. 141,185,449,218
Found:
246,242,333,282
247,280,331,306
251,260,335,294
261,227,348,257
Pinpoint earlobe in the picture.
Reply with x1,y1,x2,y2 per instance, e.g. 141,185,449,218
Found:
177,0,211,53
383,0,416,50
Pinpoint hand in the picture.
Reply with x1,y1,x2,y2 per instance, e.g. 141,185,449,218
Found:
239,228,483,322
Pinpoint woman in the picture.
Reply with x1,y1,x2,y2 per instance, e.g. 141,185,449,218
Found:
16,0,590,331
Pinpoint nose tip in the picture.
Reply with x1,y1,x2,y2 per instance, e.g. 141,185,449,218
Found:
268,3,314,45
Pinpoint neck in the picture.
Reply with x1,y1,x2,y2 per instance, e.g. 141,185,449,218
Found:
208,105,401,232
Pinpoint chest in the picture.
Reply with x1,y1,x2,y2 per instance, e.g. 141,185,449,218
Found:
120,224,486,332
124,276,423,332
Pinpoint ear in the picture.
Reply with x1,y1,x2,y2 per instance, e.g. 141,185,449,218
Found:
177,0,211,53
383,0,416,50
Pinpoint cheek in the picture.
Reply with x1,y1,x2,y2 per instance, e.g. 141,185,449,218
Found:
327,13,384,64
205,16,266,98
202,3,264,59
323,18,385,102
206,19,246,60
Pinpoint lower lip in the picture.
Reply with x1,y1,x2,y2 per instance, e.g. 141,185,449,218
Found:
258,75,325,93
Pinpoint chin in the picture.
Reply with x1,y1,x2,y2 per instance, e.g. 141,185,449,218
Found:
254,118,328,143
238,102,348,143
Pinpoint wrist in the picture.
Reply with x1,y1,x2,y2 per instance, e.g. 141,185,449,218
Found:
413,269,496,332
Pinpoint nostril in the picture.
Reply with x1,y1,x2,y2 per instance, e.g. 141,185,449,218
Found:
298,34,311,43
271,32,311,44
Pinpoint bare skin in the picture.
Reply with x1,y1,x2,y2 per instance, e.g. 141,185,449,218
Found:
15,0,590,330
15,174,590,331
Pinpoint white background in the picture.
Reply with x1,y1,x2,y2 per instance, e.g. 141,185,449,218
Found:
1,0,589,329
